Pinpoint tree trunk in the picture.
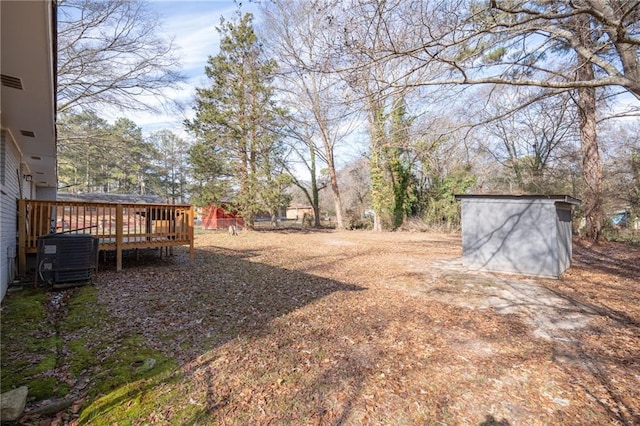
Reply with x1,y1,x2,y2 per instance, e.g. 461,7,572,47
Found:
309,148,321,227
576,61,603,241
368,96,389,232
320,139,344,228
574,11,604,241
328,165,345,229
373,212,382,232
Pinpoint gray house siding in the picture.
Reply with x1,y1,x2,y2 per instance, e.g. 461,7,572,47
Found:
36,186,57,200
2,0,58,301
1,131,21,299
457,195,579,278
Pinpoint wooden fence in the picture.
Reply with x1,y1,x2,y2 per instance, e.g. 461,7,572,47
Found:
18,199,195,273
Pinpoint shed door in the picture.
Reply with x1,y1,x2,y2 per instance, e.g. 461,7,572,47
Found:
556,204,573,274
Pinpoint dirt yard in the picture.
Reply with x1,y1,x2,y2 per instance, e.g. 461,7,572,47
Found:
7,229,640,425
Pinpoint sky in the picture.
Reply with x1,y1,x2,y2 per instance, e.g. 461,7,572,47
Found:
100,0,366,176
105,1,261,139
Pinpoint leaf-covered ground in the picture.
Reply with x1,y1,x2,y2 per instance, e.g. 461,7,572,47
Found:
3,230,639,425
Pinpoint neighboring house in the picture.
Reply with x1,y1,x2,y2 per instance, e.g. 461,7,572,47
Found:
201,203,245,230
286,205,314,221
1,0,57,300
56,192,165,205
610,209,639,230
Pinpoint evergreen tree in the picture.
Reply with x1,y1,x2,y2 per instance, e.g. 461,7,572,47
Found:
109,118,155,194
149,130,190,203
187,141,229,208
57,111,112,193
57,112,158,195
185,12,287,227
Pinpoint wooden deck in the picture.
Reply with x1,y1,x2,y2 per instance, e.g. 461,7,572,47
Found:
18,199,195,273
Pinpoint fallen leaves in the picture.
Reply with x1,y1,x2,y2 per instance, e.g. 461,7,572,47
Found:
3,230,639,424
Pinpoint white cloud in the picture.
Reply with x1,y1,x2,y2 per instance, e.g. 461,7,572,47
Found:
113,1,260,136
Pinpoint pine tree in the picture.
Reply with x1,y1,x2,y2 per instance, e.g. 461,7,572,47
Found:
186,12,287,227
58,112,159,195
149,130,190,203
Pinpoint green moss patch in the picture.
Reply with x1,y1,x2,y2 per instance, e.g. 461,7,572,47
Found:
25,377,59,401
0,288,60,395
88,336,176,399
77,369,188,424
1,285,179,420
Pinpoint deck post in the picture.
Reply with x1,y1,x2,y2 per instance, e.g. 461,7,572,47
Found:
116,203,123,271
189,205,195,261
18,199,26,276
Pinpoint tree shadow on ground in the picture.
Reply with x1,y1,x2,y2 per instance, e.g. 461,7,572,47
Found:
250,226,337,234
409,239,640,425
479,415,511,425
572,239,640,280
76,245,365,420
541,241,640,425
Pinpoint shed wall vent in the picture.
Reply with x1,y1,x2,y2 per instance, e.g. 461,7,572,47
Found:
21,130,35,137
1,74,23,90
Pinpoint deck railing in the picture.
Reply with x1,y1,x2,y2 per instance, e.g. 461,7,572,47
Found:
18,199,195,273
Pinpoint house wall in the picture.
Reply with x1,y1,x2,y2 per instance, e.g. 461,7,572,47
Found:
0,131,51,300
286,207,314,220
1,131,21,299
460,198,561,277
36,186,56,201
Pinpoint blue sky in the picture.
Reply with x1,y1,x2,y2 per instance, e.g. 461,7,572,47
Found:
109,1,260,138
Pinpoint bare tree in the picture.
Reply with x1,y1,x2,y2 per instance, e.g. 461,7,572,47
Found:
601,121,640,218
338,0,640,240
335,0,429,231
261,0,360,229
56,0,184,114
339,158,372,228
278,119,325,227
475,88,580,193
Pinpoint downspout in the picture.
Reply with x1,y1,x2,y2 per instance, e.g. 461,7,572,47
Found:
52,0,58,198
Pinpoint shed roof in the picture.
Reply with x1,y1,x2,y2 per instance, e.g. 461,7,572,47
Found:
454,194,581,205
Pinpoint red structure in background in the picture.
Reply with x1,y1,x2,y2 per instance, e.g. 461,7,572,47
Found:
201,203,244,230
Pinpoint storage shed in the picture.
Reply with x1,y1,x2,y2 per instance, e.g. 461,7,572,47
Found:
201,203,244,230
455,195,581,278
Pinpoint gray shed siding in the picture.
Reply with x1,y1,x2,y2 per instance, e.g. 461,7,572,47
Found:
458,196,578,278
555,204,573,275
